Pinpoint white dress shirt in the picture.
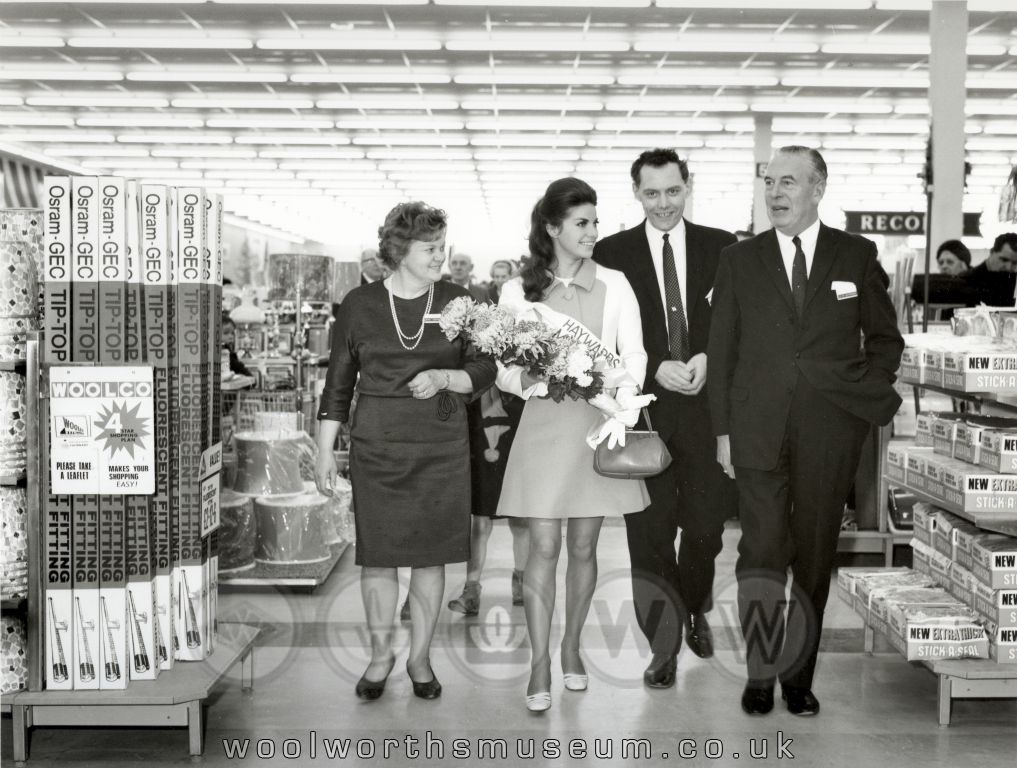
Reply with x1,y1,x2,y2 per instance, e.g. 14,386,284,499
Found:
645,218,688,334
775,219,821,288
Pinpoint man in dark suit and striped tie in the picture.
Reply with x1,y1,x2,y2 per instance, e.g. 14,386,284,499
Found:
594,148,739,688
708,146,904,716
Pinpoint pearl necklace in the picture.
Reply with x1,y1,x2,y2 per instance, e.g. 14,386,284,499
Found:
387,280,434,351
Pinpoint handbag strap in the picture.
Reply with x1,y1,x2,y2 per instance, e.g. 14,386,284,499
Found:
632,385,654,432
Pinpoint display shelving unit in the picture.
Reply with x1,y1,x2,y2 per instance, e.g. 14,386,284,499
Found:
872,376,1017,725
218,542,349,588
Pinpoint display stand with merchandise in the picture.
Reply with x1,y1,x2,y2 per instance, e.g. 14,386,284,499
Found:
857,323,1017,725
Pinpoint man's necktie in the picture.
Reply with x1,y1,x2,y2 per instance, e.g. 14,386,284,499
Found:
662,233,690,362
791,235,807,317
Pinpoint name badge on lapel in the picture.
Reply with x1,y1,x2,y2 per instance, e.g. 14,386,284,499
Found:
423,313,443,324
831,280,858,300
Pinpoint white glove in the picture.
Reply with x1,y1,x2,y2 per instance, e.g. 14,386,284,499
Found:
586,416,628,450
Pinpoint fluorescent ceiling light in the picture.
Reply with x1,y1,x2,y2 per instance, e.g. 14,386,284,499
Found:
0,131,115,143
81,159,178,170
207,118,335,129
298,172,388,180
461,98,603,112
474,161,576,172
587,135,704,148
471,134,587,147
969,138,1017,151
152,148,258,158
0,115,74,127
365,148,473,160
233,133,351,145
604,98,748,113
0,37,64,47
853,120,929,134
292,71,451,84
636,37,817,54
46,147,150,157
127,71,287,84
259,148,366,159
473,150,581,161
771,120,853,134
657,0,870,7
437,0,648,5
876,0,1017,9
117,133,234,145
445,32,629,52
0,97,24,106
203,170,294,180
967,101,1017,115
595,118,725,132
27,96,169,108
258,36,440,51
376,161,476,172
704,137,754,149
181,160,279,170
68,36,252,50
782,72,930,88
980,123,1017,135
317,97,459,111
0,70,123,81
968,74,1017,90
277,160,378,170
352,135,469,146
454,72,615,86
619,70,779,87
339,117,465,131
465,118,595,132
172,97,314,110
752,100,893,114
78,115,205,128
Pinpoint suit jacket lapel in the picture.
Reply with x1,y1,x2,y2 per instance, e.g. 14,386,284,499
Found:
804,224,838,314
630,223,667,332
758,230,796,313
683,220,702,328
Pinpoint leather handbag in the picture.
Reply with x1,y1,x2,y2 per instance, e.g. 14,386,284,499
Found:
593,406,672,480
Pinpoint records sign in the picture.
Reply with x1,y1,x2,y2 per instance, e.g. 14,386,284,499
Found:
50,366,155,494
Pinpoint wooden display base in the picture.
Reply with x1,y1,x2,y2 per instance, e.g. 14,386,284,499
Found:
5,623,259,764
218,541,348,587
861,624,1017,725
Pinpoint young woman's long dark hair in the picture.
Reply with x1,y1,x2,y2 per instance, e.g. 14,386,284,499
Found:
521,177,597,302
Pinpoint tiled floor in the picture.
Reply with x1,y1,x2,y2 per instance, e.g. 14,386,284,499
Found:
3,522,1015,766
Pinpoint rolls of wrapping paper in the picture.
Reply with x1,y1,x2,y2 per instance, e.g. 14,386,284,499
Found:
233,430,310,496
219,489,256,573
1,615,28,694
0,372,27,475
0,316,37,363
267,253,333,302
253,411,302,433
1,487,28,568
0,240,39,319
254,485,329,564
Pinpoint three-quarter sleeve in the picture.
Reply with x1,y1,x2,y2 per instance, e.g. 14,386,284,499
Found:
317,298,359,422
460,339,497,397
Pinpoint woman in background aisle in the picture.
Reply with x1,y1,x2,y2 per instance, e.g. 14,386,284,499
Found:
315,202,496,702
496,178,650,711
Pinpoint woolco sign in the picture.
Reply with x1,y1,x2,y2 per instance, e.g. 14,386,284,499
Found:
845,211,981,236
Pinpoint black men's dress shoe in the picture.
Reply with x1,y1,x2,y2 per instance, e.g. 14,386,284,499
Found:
685,612,714,659
642,653,677,689
782,686,820,716
741,684,775,715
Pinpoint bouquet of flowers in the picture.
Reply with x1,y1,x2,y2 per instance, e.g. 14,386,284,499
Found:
439,296,604,402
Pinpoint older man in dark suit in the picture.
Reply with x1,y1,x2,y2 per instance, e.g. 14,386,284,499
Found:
594,148,739,688
708,146,904,717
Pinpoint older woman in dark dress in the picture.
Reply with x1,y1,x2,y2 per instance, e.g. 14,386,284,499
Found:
315,202,496,701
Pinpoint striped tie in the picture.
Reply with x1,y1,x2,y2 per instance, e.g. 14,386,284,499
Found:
662,233,690,362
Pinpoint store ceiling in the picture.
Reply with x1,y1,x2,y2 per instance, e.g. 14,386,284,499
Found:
0,0,1015,253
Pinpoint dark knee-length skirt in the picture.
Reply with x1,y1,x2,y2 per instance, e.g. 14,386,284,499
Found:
350,393,471,567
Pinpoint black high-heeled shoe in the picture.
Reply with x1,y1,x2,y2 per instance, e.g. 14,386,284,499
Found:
355,658,395,700
407,660,442,700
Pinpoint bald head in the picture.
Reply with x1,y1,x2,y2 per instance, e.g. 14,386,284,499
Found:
360,247,384,281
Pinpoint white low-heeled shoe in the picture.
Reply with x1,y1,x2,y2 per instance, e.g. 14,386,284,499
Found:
525,692,552,712
563,673,588,691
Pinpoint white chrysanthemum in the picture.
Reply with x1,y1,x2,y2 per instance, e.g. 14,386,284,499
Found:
566,349,594,379
439,296,478,341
